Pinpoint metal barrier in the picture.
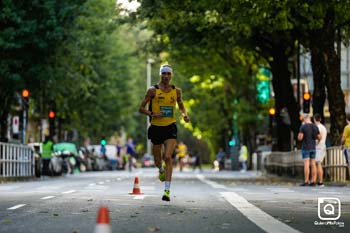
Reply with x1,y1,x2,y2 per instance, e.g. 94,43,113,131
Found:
0,142,34,177
265,147,350,182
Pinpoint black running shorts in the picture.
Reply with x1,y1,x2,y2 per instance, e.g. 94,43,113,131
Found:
148,123,177,145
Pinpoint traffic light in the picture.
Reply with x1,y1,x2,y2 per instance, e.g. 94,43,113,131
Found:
21,89,30,109
100,138,107,146
48,110,56,137
303,92,311,113
100,137,107,155
268,107,276,135
256,67,271,104
268,107,276,116
228,137,236,147
48,111,55,119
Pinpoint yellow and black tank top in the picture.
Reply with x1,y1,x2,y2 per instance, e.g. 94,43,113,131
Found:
150,85,177,126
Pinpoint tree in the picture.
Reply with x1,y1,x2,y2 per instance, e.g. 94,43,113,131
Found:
0,0,85,141
290,0,350,144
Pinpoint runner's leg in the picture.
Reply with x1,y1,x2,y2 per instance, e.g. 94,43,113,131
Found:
164,139,176,181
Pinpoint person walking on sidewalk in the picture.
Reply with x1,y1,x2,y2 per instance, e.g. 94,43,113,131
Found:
298,114,321,186
138,64,190,201
42,134,54,176
341,114,350,165
176,141,188,171
314,113,327,187
239,143,248,172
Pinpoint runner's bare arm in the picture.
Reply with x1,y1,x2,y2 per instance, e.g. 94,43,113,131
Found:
176,88,190,123
139,88,155,116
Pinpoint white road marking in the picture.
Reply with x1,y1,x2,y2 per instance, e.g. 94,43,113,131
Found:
62,190,76,194
40,196,55,200
7,204,26,210
197,175,301,233
221,192,301,233
196,174,227,189
98,182,105,185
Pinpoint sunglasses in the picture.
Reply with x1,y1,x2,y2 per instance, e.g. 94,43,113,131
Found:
161,72,172,75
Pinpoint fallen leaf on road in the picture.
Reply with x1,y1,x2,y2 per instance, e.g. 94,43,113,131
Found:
146,226,160,231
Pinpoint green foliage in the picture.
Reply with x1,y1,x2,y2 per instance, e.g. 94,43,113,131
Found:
137,0,269,154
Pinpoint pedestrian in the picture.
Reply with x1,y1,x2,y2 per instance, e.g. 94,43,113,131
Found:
138,64,190,201
42,133,54,176
215,147,226,171
239,143,248,172
341,114,350,165
115,140,123,170
176,141,188,172
314,113,327,187
126,137,136,171
297,114,321,186
191,150,202,172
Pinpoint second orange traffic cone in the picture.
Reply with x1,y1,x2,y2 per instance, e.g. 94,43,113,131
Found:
129,176,144,195
94,206,111,233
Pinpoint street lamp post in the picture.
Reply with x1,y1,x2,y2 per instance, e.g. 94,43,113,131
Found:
146,58,155,155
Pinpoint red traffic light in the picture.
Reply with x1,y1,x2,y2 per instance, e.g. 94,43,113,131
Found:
48,111,55,119
303,92,311,101
22,89,30,98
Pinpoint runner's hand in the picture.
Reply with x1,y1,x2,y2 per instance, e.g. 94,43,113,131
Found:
183,115,190,123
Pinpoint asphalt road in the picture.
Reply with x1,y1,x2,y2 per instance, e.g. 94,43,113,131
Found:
0,169,349,233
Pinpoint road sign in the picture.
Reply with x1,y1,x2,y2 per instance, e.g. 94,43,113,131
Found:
12,116,19,134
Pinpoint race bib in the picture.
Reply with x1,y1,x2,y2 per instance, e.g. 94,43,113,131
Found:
160,106,174,117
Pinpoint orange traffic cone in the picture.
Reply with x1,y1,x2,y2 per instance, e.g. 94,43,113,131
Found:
94,206,111,233
129,176,144,195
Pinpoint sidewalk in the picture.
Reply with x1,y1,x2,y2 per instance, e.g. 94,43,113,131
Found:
173,168,350,187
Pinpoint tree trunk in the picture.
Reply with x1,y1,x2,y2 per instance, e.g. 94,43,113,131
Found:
310,48,327,121
269,45,300,151
0,92,11,142
320,10,346,145
323,45,346,145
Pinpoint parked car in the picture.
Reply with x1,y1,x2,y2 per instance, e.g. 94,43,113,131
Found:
142,154,155,168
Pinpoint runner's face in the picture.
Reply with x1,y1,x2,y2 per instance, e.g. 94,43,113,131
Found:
161,72,172,83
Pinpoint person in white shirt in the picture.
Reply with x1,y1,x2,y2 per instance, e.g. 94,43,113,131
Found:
314,113,327,187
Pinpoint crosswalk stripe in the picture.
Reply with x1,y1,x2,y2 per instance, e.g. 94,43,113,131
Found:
221,192,301,233
40,196,55,200
7,204,26,210
62,190,76,194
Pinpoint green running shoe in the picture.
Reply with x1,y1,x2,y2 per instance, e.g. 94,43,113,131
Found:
162,190,170,201
158,163,166,182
